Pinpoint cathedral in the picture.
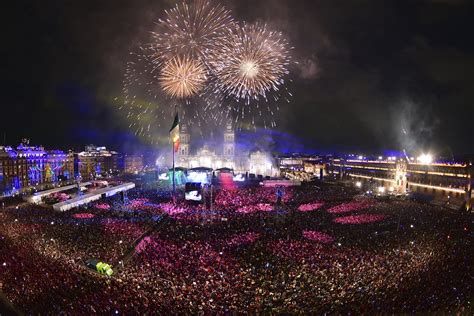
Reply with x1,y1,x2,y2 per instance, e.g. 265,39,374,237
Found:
175,122,278,177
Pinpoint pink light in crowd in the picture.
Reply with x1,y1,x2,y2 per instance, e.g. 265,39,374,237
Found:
225,232,260,247
95,203,110,210
297,202,324,212
159,202,189,215
135,236,156,254
214,187,294,208
302,230,334,244
129,198,150,209
219,173,236,190
327,200,373,214
236,203,273,214
334,214,387,224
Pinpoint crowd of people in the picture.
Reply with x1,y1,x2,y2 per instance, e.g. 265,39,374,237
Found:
0,182,472,314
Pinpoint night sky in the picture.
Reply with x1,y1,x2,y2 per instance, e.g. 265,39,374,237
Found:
3,0,474,156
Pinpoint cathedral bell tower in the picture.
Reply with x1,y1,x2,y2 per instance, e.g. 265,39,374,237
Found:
179,123,190,157
223,120,235,157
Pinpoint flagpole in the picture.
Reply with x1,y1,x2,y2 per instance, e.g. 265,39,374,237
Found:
172,137,176,200
170,106,178,202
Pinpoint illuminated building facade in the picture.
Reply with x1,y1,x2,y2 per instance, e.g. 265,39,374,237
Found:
0,145,43,192
45,150,74,183
329,157,473,211
0,141,75,194
76,145,119,180
277,156,326,181
277,156,305,170
176,122,278,177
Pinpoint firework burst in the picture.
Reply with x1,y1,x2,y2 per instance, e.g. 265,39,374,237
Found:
151,0,235,64
121,49,217,141
159,56,207,98
120,1,294,142
212,23,291,102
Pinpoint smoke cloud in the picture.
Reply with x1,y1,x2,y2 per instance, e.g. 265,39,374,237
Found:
297,56,320,80
392,98,440,156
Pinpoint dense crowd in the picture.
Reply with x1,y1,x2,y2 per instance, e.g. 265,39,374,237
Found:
0,182,472,314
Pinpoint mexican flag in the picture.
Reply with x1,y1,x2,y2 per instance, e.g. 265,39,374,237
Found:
169,113,180,152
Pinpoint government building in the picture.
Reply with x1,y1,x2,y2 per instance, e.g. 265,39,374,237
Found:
0,140,74,194
328,156,473,211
